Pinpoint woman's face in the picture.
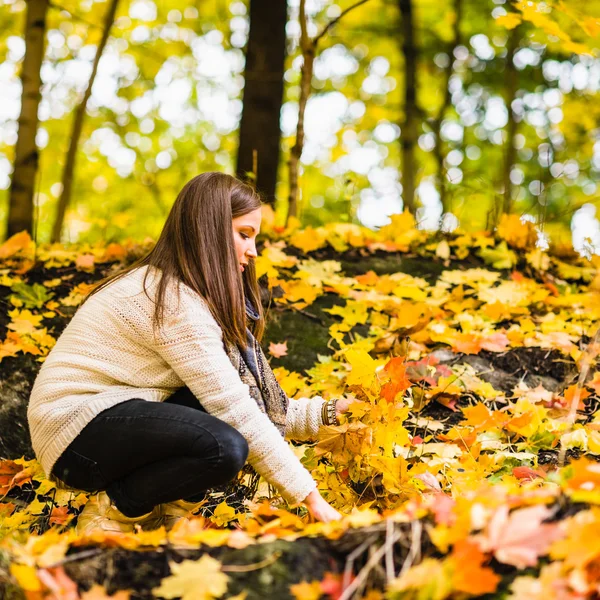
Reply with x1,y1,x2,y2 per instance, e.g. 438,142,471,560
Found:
232,208,262,273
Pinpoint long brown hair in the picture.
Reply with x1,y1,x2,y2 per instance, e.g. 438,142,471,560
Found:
80,172,265,347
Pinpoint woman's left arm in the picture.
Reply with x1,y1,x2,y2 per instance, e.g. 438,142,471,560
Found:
284,396,356,441
284,396,326,441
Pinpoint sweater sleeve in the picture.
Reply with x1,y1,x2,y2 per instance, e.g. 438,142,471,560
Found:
284,396,326,441
149,293,317,505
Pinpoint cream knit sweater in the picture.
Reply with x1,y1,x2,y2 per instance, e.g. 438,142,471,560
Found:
27,265,325,504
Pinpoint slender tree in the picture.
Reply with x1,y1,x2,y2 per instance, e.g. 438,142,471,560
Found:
398,0,418,215
236,0,287,205
51,0,119,243
431,0,462,215
501,25,520,218
6,0,49,240
287,0,369,224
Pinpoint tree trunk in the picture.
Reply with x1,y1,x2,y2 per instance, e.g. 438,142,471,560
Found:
236,0,287,206
431,0,462,215
287,0,313,223
5,0,49,240
501,25,520,218
51,0,119,243
399,0,418,215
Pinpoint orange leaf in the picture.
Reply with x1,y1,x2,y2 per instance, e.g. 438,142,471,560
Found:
49,506,73,527
451,540,500,595
290,580,322,600
462,403,506,430
563,384,591,410
0,459,28,495
380,357,411,402
0,231,33,259
355,270,379,286
75,254,95,271
451,333,482,355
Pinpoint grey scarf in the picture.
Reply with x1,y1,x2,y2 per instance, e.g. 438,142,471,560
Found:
223,298,289,436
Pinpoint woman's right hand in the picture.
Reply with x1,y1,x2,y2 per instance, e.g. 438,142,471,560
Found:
302,489,342,523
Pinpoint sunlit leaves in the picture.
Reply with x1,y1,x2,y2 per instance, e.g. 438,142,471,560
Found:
152,555,229,600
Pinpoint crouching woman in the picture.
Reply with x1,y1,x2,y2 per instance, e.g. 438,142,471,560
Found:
27,172,350,535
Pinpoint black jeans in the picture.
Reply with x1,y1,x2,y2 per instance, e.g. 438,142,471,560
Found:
51,387,249,517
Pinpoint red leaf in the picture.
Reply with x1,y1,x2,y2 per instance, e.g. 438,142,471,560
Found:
512,466,545,481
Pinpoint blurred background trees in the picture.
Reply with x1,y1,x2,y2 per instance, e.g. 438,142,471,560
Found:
0,0,599,253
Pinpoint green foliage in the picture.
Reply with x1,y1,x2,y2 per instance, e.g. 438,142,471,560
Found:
9,282,54,309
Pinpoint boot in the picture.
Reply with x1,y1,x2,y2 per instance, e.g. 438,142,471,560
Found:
159,498,206,531
76,491,160,535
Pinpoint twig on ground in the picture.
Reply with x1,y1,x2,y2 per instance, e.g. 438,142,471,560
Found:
222,551,282,572
46,548,104,568
339,528,402,600
342,533,379,591
384,517,395,583
399,519,422,577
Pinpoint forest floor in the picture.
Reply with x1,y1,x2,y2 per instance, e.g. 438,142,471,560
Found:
1,215,600,599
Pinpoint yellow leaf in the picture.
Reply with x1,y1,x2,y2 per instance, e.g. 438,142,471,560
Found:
346,506,381,528
152,555,229,600
289,580,322,600
436,240,451,259
370,455,409,494
9,563,42,591
377,211,416,243
289,227,328,253
344,349,379,396
7,309,44,334
210,501,237,527
496,12,522,29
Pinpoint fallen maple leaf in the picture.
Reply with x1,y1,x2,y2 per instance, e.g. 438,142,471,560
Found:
0,231,33,259
49,506,73,527
451,539,500,595
0,459,33,495
75,254,95,271
152,555,229,600
380,356,411,402
563,384,591,411
268,340,288,358
289,580,322,600
475,504,563,568
512,466,546,481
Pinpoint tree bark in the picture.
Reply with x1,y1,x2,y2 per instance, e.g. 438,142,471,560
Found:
399,0,418,215
287,0,369,224
431,0,462,215
501,25,520,218
286,0,312,223
51,0,119,243
236,0,287,206
5,0,49,240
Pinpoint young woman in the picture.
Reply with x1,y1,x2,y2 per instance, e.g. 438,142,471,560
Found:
27,172,350,534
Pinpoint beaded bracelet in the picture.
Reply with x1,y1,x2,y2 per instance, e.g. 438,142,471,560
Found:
321,399,339,426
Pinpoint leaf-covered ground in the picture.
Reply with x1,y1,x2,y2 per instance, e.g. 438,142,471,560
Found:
1,212,600,600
